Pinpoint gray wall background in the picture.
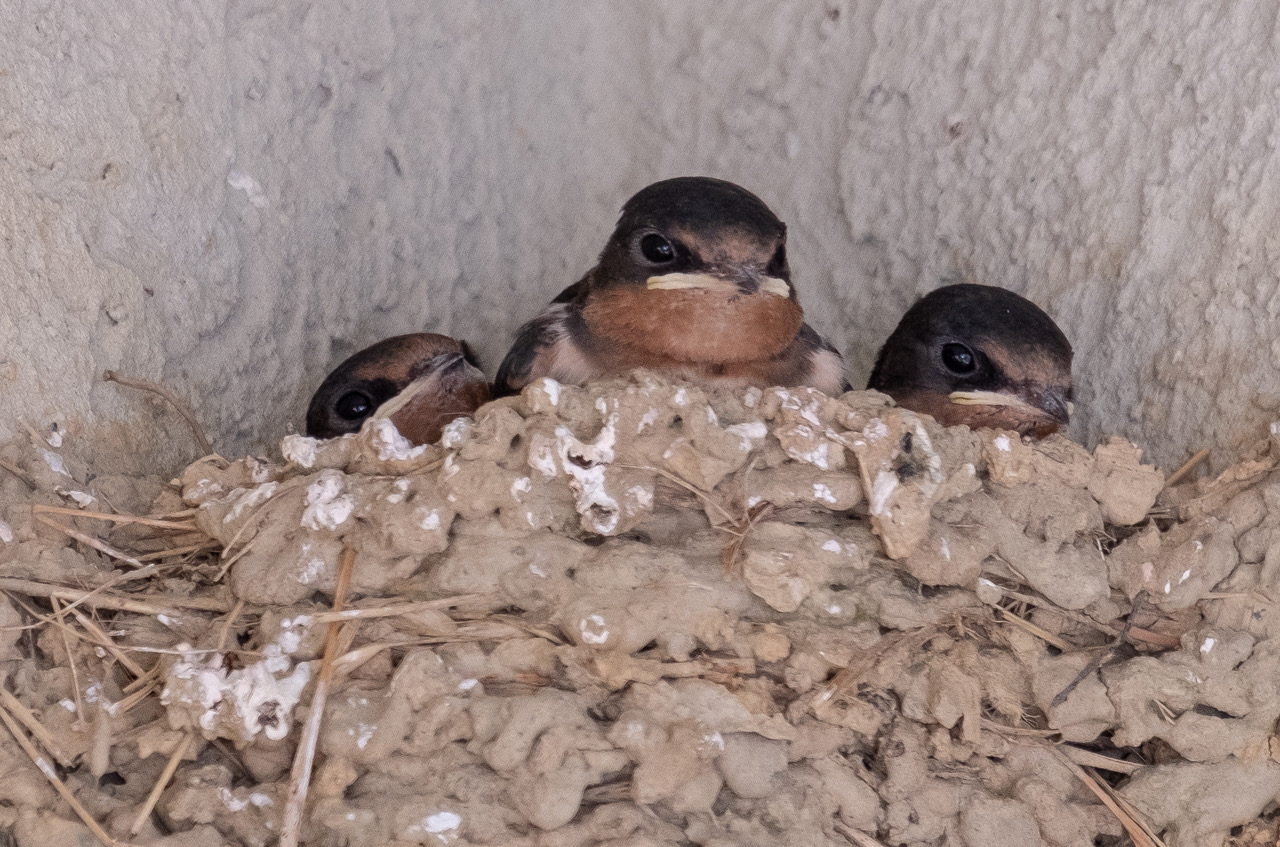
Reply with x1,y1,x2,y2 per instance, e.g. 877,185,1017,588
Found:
3,1,1278,471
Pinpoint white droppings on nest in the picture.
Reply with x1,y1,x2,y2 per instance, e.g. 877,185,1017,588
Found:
555,411,623,534
440,417,471,448
529,439,558,478
162,642,312,744
993,434,1012,452
58,488,96,507
1201,637,1216,654
673,387,689,406
0,521,13,544
628,484,654,510
725,420,768,451
281,434,320,468
869,471,898,517
531,377,562,407
822,539,842,553
784,426,834,469
45,428,62,448
417,508,442,531
219,787,250,812
300,469,354,530
510,476,532,500
221,481,280,524
370,418,428,462
84,682,119,717
813,483,837,504
277,615,311,655
940,538,951,561
38,448,70,477
58,699,76,713
580,613,610,645
351,723,376,750
297,555,325,585
405,811,463,841
187,477,225,502
637,408,659,433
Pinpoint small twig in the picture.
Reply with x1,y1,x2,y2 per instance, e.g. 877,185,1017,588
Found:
215,599,246,652
50,597,86,727
1164,448,1210,488
304,593,503,624
996,606,1077,653
979,717,1060,738
0,687,77,767
280,546,357,847
1048,747,1165,847
1058,745,1142,774
619,463,738,524
130,731,194,835
31,505,198,531
0,576,231,616
834,821,890,847
35,514,147,568
1052,591,1148,708
69,607,148,679
0,699,123,847
720,500,774,575
134,542,218,562
0,456,36,489
103,370,212,455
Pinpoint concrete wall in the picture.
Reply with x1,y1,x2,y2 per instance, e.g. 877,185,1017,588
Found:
3,0,1278,471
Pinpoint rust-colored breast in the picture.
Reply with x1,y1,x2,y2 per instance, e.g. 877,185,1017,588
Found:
581,287,804,365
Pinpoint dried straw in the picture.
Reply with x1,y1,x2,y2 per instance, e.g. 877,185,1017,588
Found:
130,732,194,835
1164,448,1210,488
102,370,212,456
279,546,357,847
0,699,125,846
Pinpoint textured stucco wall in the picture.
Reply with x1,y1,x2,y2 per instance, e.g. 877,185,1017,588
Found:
2,1,1278,471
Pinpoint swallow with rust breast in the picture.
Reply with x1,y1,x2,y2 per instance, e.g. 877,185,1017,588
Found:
306,333,492,446
494,176,849,396
867,283,1073,439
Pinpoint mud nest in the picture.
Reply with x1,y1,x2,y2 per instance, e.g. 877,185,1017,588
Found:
1,372,1279,847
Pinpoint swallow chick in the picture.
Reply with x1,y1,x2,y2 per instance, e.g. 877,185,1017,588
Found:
306,333,491,445
867,284,1073,439
495,176,848,396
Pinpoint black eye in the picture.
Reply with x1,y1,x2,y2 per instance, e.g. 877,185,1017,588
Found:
335,391,373,421
766,243,787,276
639,233,676,264
940,343,976,374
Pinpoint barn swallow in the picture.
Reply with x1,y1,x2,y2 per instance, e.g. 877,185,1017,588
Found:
494,176,849,396
306,333,491,445
867,284,1073,439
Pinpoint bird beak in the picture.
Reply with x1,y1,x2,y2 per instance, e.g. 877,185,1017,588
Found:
646,271,791,298
375,352,486,422
948,385,1072,426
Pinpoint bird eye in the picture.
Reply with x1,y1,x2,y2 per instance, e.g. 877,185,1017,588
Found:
335,391,373,420
940,343,976,374
639,233,676,263
766,243,787,276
